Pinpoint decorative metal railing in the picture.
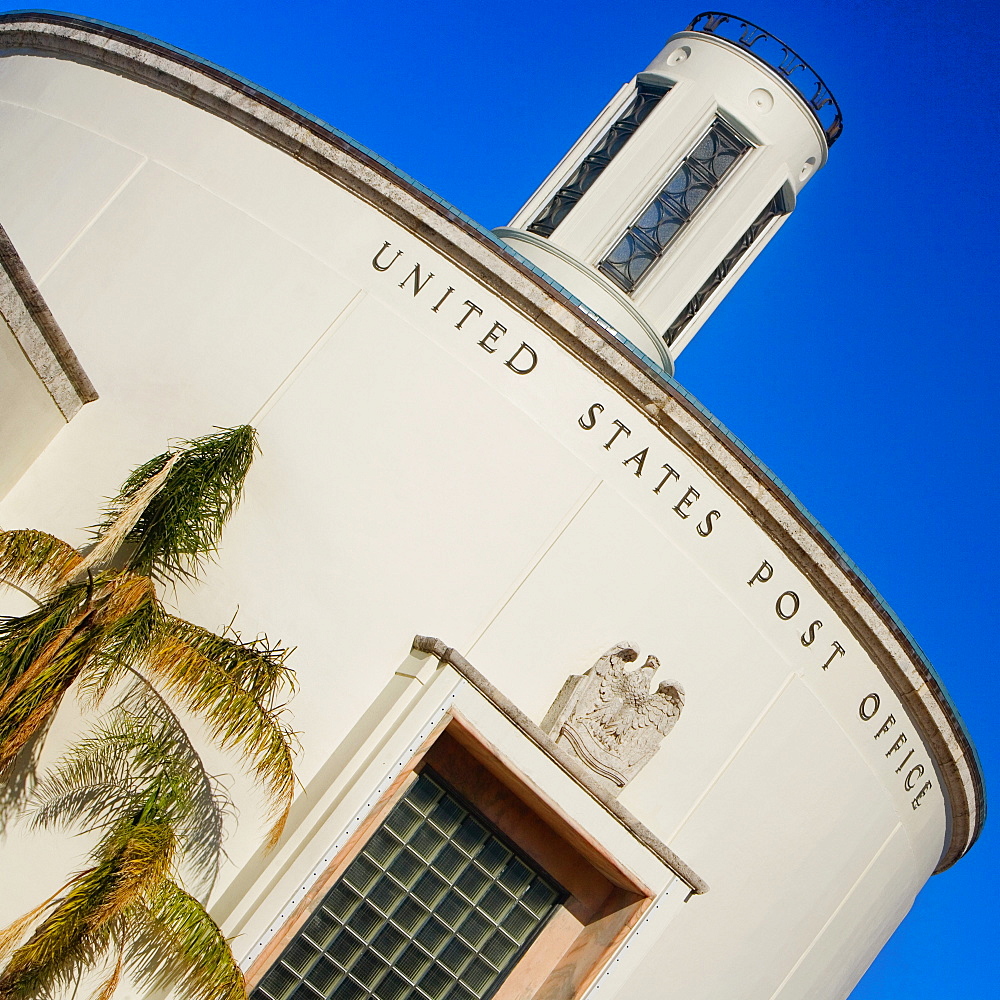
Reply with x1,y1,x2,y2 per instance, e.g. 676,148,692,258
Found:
686,12,843,146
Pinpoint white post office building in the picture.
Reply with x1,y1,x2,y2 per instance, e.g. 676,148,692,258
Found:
0,10,984,1000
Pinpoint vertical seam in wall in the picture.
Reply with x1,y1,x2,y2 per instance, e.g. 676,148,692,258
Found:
464,478,604,655
36,155,148,285
249,288,366,425
765,822,905,1000
665,671,797,843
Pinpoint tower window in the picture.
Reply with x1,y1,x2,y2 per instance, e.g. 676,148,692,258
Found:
527,80,671,238
599,118,751,293
250,771,562,1000
663,190,788,346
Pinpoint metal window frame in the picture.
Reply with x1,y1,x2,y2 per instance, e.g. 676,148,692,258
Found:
598,116,752,294
250,769,565,1000
663,187,789,346
527,78,672,239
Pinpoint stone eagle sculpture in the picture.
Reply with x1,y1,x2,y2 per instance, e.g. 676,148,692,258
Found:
541,642,685,791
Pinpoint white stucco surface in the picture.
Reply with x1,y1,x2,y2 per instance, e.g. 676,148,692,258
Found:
0,30,978,1000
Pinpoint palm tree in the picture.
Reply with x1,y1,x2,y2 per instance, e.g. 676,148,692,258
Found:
0,426,297,999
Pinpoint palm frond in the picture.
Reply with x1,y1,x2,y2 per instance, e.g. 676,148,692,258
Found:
90,819,176,921
0,813,177,998
0,530,81,599
0,583,90,691
166,617,296,705
90,949,123,1000
0,608,99,773
126,880,246,1000
94,426,257,585
76,575,163,705
32,682,231,885
70,454,179,585
144,618,297,846
0,880,75,967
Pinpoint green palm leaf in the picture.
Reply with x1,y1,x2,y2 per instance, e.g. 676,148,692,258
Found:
0,817,174,1000
166,616,295,709
94,425,257,585
0,575,160,773
32,682,231,886
128,880,246,1000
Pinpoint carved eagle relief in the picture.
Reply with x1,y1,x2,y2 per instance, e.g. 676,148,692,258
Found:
542,642,685,791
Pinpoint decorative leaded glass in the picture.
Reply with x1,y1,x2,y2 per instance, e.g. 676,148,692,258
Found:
527,80,670,238
599,118,752,293
663,190,787,346
251,773,562,1000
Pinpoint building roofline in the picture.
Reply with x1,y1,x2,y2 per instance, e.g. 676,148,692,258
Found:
0,8,982,869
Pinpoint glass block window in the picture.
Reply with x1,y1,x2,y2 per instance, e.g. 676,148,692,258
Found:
663,190,787,346
527,80,670,238
251,772,562,1000
599,117,752,293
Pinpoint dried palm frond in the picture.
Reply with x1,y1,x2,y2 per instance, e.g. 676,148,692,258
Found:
0,531,82,599
167,616,296,706
90,949,123,1000
144,617,297,846
0,583,91,691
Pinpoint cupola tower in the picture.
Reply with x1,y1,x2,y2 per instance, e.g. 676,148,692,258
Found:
497,12,842,372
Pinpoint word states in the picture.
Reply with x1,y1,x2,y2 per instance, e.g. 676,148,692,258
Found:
577,403,721,538
859,692,934,810
746,559,847,672
372,241,539,375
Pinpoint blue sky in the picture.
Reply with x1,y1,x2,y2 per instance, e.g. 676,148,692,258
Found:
7,1,997,995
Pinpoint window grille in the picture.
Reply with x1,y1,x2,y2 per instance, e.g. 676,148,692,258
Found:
599,118,751,293
251,772,562,1000
663,190,787,346
527,80,670,238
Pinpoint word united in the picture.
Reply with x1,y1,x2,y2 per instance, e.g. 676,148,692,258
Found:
372,241,539,375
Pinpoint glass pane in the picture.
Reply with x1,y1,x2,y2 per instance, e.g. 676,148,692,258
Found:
328,928,365,971
330,981,365,1000
325,884,361,922
306,956,343,995
395,942,432,981
663,189,785,345
250,774,561,1000
369,875,405,916
480,931,517,969
258,962,298,1000
457,910,492,948
304,908,341,950
284,938,321,974
384,800,422,840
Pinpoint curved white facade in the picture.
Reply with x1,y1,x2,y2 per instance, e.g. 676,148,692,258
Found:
0,13,983,1000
